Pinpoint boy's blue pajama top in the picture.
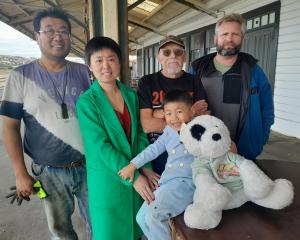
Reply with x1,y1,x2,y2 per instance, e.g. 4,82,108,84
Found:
132,126,195,240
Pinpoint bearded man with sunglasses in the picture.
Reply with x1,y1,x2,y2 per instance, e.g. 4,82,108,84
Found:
137,35,208,178
0,8,92,239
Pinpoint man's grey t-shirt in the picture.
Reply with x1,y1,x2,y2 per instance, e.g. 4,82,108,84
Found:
0,60,90,166
201,61,240,140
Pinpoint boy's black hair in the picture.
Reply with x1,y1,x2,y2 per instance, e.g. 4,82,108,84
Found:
162,90,193,108
85,36,121,66
33,8,71,33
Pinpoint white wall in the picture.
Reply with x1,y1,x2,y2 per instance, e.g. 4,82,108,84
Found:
272,0,300,138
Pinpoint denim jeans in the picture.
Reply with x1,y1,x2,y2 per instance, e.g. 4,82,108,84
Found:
31,162,92,240
136,178,195,240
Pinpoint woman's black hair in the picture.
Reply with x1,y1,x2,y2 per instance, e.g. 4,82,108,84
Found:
33,8,71,33
85,36,122,66
162,90,193,108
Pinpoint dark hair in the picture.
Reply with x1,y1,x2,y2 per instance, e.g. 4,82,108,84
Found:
163,90,193,108
33,8,71,33
85,36,121,66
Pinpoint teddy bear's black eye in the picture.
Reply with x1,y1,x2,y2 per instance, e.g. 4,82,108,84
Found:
190,124,206,141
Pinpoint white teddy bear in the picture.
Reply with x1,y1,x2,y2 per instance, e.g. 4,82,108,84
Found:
180,115,294,230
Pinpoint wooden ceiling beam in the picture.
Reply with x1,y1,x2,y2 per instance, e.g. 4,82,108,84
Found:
42,0,87,29
0,11,11,22
0,2,46,10
70,46,84,58
174,0,218,18
10,0,31,17
71,33,85,45
141,0,172,23
128,0,146,12
10,16,32,25
128,19,166,37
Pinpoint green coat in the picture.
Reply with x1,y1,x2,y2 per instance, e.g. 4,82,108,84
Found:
76,80,149,240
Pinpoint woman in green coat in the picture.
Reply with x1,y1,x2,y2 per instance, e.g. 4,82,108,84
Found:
76,37,157,240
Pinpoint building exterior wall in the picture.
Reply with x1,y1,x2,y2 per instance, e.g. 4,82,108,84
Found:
272,0,300,138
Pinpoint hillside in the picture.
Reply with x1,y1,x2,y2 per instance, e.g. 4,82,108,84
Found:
0,55,34,98
0,55,36,69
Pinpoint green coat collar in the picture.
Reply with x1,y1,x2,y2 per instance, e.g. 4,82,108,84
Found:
90,80,137,156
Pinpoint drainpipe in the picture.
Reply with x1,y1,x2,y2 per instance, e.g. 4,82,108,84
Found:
118,0,129,85
88,0,103,37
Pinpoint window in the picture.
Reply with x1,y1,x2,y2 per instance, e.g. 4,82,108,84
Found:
205,29,215,55
246,11,276,32
190,32,205,61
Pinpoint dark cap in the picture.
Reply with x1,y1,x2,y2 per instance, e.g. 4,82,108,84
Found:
158,35,185,50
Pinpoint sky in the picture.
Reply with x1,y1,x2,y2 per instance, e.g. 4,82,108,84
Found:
0,21,41,58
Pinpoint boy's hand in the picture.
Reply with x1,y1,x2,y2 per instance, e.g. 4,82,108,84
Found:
118,163,136,182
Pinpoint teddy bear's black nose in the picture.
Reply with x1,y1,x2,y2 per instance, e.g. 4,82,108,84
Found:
212,133,221,141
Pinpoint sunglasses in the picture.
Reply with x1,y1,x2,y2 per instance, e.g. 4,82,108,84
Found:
160,48,185,57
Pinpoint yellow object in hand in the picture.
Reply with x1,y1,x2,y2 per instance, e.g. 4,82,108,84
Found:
33,180,48,199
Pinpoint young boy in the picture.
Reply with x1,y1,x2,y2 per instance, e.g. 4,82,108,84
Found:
119,90,196,240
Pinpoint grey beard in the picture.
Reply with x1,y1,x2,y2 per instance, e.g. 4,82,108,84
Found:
217,46,240,56
164,67,182,75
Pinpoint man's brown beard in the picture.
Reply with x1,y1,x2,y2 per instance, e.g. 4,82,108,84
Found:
216,44,242,56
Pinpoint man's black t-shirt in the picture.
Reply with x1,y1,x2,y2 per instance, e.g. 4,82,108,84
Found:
137,70,207,174
138,70,206,110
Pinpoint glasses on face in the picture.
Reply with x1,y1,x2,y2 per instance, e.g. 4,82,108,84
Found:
160,48,184,57
38,28,70,39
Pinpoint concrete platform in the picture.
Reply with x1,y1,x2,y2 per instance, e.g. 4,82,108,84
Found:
0,118,299,239
258,131,300,162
